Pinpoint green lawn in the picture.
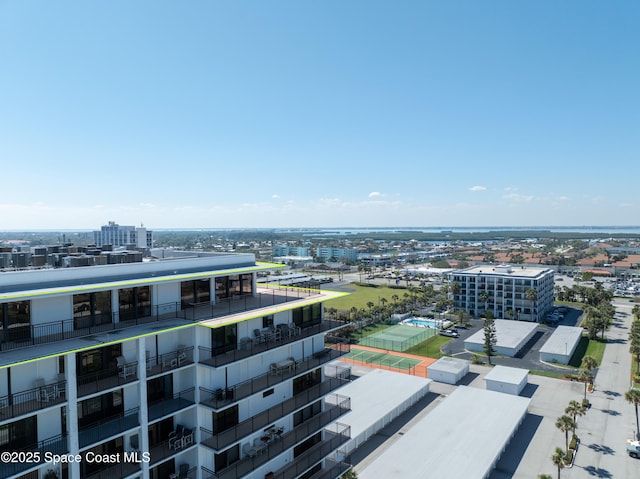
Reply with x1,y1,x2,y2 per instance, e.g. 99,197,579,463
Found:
324,284,409,311
568,336,606,368
530,369,567,379
405,335,452,359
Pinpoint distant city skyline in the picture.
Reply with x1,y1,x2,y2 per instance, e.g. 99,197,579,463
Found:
1,1,638,230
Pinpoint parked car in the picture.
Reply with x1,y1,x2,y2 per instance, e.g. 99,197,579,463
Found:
439,329,459,338
627,440,640,458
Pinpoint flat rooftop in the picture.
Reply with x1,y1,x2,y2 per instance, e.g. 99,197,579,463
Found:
428,356,469,375
539,326,584,355
334,369,431,441
465,320,538,349
455,264,553,278
359,386,531,479
484,365,529,385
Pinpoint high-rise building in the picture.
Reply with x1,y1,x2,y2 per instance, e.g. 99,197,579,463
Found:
0,250,351,479
93,221,153,249
448,264,555,322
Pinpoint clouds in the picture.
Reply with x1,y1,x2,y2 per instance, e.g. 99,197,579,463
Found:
468,185,486,192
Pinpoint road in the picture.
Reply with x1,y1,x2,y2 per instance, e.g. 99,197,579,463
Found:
563,298,640,478
493,298,640,478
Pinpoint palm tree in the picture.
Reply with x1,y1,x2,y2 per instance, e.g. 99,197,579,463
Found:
578,369,593,402
581,356,598,374
564,400,586,434
555,415,575,452
630,342,640,375
479,291,489,314
539,474,553,479
551,447,566,479
625,388,640,440
525,287,537,321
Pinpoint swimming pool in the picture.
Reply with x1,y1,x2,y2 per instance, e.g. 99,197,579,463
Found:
404,318,444,329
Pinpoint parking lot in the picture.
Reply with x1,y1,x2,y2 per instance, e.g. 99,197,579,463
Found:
440,306,585,374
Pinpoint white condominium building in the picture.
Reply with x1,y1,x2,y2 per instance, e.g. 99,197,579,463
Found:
448,264,555,322
0,250,351,479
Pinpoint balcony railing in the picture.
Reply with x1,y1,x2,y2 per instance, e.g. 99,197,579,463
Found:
0,380,67,420
199,320,345,368
79,408,140,448
77,363,138,397
0,286,321,352
200,381,350,451
0,434,67,477
306,457,352,479
149,426,196,465
201,398,351,479
146,346,194,377
270,423,351,479
83,460,141,479
148,387,196,422
199,345,350,410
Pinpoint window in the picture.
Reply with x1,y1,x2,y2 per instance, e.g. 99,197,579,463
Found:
181,279,210,308
293,401,321,427
119,286,151,321
1,301,31,342
0,416,37,451
263,389,274,398
262,315,274,328
73,291,112,328
214,444,239,471
213,405,238,435
212,324,237,356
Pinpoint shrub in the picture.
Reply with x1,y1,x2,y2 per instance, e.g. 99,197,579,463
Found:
569,434,578,450
582,398,590,408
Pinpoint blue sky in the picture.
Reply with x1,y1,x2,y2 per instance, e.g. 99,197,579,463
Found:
1,1,638,230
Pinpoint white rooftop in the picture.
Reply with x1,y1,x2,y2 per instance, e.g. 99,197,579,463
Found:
484,365,529,385
428,356,469,375
359,386,531,479
335,369,431,439
456,264,552,278
465,320,538,349
539,326,584,355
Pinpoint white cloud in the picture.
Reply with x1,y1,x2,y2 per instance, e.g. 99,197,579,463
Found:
503,193,534,203
468,186,486,192
368,191,382,198
271,194,280,199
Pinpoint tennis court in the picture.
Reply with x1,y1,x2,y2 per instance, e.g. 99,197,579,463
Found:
345,348,422,370
358,324,437,352
342,345,435,378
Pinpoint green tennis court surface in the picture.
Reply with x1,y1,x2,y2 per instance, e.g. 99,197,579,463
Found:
345,348,422,370
358,324,436,352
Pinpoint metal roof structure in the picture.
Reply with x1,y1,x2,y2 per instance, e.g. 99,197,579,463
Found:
359,386,530,479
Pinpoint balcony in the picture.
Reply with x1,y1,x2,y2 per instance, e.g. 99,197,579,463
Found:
200,383,350,451
270,423,351,479
0,434,67,477
148,387,196,422
202,418,351,479
146,346,194,377
199,345,350,410
305,457,352,479
198,320,346,368
77,363,138,398
83,461,141,479
0,380,67,420
201,397,350,479
149,425,196,465
79,408,140,448
0,285,321,352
